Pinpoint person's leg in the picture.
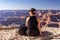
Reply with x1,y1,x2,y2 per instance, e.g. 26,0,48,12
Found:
18,24,27,35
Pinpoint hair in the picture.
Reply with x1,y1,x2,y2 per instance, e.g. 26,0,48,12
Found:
30,8,36,15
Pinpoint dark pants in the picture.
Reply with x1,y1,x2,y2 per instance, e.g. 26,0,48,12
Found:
18,24,27,35
18,24,40,36
26,29,40,36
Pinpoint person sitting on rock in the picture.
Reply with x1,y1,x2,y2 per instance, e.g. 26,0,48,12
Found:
26,8,42,36
18,8,42,36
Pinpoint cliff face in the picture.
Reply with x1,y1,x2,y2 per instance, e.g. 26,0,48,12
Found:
0,27,60,40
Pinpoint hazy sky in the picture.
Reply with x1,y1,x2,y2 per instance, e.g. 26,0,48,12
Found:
0,0,60,10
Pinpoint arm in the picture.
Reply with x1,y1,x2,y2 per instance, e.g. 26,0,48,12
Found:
37,18,42,35
26,17,30,27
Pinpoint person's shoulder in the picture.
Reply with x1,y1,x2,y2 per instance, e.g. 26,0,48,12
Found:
26,17,30,20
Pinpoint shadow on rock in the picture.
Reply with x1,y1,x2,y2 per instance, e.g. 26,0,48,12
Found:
36,31,54,40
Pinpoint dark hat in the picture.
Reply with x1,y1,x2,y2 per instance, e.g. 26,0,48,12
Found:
30,8,36,12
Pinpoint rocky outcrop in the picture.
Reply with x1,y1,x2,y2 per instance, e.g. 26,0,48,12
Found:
0,27,60,40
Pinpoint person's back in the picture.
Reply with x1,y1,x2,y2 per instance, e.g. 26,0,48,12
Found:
28,16,38,30
26,16,40,36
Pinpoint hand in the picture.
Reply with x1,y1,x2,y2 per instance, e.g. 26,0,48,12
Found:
40,32,43,35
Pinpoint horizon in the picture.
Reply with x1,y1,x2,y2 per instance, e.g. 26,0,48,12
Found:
0,0,60,10
0,9,60,11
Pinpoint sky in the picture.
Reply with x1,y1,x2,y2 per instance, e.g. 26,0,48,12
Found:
0,0,60,10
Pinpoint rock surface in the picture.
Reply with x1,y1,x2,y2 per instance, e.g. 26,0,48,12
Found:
0,27,60,40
